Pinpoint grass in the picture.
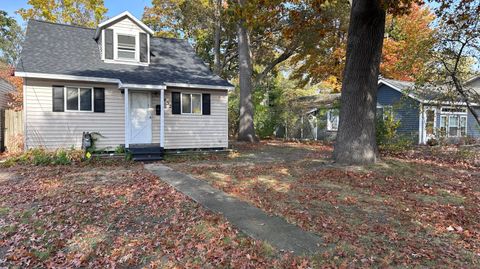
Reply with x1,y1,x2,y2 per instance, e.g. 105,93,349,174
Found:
168,140,480,268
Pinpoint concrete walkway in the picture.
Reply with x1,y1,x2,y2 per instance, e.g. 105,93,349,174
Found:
145,163,323,255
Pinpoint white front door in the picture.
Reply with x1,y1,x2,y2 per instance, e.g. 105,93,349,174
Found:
129,92,152,144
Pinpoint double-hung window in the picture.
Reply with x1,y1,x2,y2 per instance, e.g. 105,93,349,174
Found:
66,87,93,112
181,93,202,114
439,107,467,137
117,34,136,60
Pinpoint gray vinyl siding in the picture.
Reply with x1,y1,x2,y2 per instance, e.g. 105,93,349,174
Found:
467,108,480,138
0,79,14,109
24,79,124,150
377,84,420,138
152,88,228,149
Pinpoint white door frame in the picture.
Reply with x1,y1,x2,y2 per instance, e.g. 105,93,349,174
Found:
129,91,152,144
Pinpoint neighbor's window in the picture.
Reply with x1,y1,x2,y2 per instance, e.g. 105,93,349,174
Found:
327,109,339,131
66,87,93,111
440,114,467,137
117,34,136,60
181,93,202,114
439,106,468,137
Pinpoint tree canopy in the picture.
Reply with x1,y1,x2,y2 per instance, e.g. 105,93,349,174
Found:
17,0,108,28
0,11,24,65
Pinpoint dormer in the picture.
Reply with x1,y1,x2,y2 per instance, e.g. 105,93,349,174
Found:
95,11,154,65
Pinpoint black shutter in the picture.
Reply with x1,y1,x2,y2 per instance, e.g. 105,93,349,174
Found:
140,33,148,62
94,88,105,112
172,92,181,114
52,86,64,112
202,94,211,115
105,29,114,60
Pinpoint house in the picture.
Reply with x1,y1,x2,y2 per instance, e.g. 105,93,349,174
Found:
0,78,15,152
378,78,480,144
15,12,233,159
0,78,15,109
284,77,480,144
275,93,340,141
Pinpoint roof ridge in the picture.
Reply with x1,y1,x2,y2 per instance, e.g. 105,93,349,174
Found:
29,19,96,30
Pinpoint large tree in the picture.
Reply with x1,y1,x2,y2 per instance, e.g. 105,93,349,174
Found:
334,0,423,164
17,0,107,28
333,0,474,164
0,11,24,66
235,0,256,141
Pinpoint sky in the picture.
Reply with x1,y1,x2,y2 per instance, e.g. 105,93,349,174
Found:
0,0,152,27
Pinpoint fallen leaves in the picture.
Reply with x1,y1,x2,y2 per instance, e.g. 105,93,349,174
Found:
0,162,309,268
171,141,480,267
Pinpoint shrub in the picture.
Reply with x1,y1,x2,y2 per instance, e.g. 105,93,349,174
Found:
376,114,401,146
2,148,84,167
376,113,414,152
114,145,126,154
380,136,415,152
53,150,71,165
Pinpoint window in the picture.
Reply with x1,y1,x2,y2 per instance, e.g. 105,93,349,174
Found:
327,109,339,131
376,105,394,120
65,87,93,112
117,34,136,60
441,107,467,113
440,115,448,136
181,93,202,114
439,106,468,137
440,114,467,137
449,115,459,137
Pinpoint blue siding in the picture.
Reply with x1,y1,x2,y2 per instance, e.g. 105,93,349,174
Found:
377,85,420,138
467,108,480,138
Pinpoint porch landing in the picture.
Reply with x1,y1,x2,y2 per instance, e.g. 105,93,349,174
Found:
127,144,164,162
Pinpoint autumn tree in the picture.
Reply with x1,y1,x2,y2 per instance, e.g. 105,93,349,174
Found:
381,4,436,81
0,11,24,65
17,0,108,28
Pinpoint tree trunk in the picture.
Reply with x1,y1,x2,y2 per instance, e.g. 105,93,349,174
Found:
236,0,256,142
213,0,222,75
333,0,386,164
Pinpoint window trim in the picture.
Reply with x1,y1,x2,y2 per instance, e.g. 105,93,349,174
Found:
326,109,339,131
180,92,203,115
64,86,94,112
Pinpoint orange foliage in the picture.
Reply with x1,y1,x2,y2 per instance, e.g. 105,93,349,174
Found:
0,64,23,111
381,4,436,81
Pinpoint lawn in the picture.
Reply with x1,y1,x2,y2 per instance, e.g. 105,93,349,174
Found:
0,161,308,268
167,141,480,268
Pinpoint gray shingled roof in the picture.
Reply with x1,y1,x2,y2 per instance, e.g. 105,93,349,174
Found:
17,20,232,88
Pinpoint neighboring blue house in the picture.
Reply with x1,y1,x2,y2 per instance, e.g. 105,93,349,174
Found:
378,78,480,144
289,77,480,144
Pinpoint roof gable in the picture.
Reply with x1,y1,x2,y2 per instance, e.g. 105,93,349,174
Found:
94,11,154,39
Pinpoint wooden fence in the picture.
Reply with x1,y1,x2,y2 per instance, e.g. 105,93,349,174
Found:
0,109,23,152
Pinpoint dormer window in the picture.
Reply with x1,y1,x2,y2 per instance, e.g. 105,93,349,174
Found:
96,11,154,65
117,34,136,60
